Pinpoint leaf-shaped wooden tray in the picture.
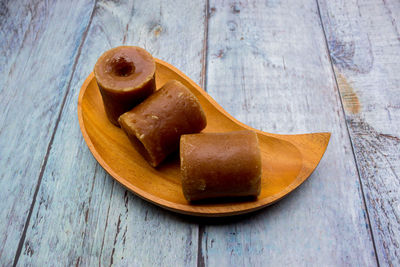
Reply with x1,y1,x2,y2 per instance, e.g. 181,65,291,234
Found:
78,58,330,217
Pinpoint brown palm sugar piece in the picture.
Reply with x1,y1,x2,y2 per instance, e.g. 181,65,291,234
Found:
118,80,207,167
180,130,262,202
94,46,156,126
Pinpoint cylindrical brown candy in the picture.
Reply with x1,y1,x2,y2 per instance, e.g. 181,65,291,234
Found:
94,46,156,126
180,130,262,202
118,80,207,167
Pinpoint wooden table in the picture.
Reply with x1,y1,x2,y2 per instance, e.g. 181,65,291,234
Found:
1,0,399,266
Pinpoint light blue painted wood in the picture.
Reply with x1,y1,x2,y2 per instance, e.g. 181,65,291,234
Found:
200,0,377,265
16,0,206,266
0,0,95,265
318,0,400,265
1,0,399,265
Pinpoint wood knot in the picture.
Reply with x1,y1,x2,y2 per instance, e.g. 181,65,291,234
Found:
227,21,237,31
209,7,216,17
329,39,373,74
148,22,163,37
153,25,162,37
215,49,225,59
231,3,241,13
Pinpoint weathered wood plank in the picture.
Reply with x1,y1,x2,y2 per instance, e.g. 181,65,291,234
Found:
0,0,95,265
0,0,31,90
16,0,207,266
318,0,400,265
200,0,377,265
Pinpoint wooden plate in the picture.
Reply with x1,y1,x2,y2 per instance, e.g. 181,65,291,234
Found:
78,58,330,217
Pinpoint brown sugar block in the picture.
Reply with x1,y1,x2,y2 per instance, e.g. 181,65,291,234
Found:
118,80,207,167
94,46,156,126
180,130,262,202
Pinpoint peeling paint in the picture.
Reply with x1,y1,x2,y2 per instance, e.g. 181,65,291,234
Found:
336,72,361,114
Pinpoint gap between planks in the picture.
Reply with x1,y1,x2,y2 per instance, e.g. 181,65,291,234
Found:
11,1,99,266
314,0,380,266
9,1,378,265
197,0,209,266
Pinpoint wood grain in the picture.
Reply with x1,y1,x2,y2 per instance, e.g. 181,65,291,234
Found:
199,0,378,265
15,0,207,266
318,0,400,265
1,0,398,265
0,0,95,265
